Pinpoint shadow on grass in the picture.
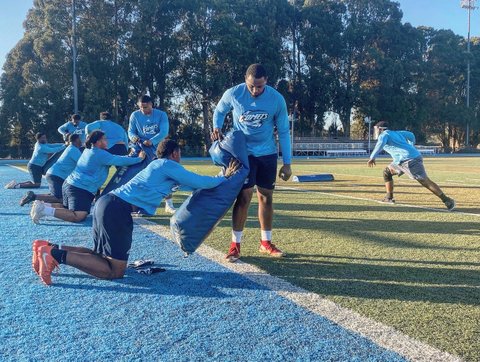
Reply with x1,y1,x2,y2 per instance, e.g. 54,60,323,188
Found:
242,254,480,306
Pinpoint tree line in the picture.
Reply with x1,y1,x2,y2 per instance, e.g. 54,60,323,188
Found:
0,0,478,157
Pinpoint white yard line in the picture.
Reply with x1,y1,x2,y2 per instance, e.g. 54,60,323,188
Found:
135,218,462,362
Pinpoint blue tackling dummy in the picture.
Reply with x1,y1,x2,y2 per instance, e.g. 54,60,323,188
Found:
170,131,250,255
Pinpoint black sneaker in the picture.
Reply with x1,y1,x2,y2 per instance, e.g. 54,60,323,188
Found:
20,191,36,206
444,197,456,211
381,196,395,204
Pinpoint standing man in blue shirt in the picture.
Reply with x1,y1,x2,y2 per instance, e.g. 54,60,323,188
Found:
58,114,88,145
128,94,176,214
32,139,240,286
4,132,66,189
19,134,83,206
368,121,455,210
85,111,129,155
212,63,292,262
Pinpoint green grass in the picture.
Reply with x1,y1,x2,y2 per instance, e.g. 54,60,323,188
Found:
149,156,480,361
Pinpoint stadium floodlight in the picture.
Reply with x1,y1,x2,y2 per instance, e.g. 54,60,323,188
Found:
72,0,79,114
365,117,373,154
461,0,476,146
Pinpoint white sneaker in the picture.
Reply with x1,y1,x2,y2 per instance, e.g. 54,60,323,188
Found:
31,200,46,224
4,180,17,189
165,204,176,215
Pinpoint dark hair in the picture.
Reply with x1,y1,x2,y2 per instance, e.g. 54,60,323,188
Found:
69,133,80,144
85,130,105,149
138,95,153,104
71,114,81,121
156,139,180,159
100,111,111,120
35,132,46,140
246,63,267,79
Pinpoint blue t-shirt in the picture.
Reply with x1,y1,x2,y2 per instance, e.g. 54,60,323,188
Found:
213,83,291,164
85,120,129,149
112,158,226,215
57,121,88,143
128,109,169,147
46,144,82,180
29,142,66,167
370,130,421,164
66,148,143,194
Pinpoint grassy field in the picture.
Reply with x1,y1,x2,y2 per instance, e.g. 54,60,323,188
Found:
148,156,480,361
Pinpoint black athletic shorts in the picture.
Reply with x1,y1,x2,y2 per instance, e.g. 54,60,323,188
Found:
27,163,43,184
93,193,133,261
243,153,278,190
107,144,128,156
46,174,64,199
62,182,95,213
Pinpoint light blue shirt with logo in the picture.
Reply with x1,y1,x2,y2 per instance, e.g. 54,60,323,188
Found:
57,121,88,143
46,144,82,180
112,158,226,215
128,109,169,147
370,130,421,165
213,83,291,164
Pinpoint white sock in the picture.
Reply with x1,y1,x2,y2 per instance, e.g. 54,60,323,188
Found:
232,230,243,243
44,206,55,217
14,184,20,189
261,230,272,241
44,202,52,207
165,198,174,208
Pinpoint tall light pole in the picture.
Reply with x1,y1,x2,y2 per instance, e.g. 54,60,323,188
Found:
72,0,79,114
461,0,476,146
365,116,372,154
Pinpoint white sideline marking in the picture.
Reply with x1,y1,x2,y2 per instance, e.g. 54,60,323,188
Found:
276,186,480,217
134,218,462,362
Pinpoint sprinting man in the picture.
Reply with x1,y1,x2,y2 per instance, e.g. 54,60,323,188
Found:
58,114,88,145
85,111,129,156
5,132,66,189
33,139,240,285
367,121,455,210
29,130,144,224
20,134,83,206
211,63,292,262
128,94,175,214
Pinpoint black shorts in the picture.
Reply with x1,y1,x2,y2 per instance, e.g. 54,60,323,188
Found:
93,193,133,261
243,154,278,190
107,144,128,156
46,174,64,199
27,163,43,184
62,182,95,213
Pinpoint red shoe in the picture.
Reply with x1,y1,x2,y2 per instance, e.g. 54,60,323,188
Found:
32,240,50,275
259,240,285,257
225,242,241,263
37,245,59,286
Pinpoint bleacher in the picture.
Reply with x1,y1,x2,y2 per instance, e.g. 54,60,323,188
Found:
293,140,367,157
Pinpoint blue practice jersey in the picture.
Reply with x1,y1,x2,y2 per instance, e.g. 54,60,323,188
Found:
66,148,143,194
213,83,292,164
46,144,82,180
29,142,66,167
128,109,169,147
85,120,129,149
370,130,421,164
57,121,88,144
112,158,226,215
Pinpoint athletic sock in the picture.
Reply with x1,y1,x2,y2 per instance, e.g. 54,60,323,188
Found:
439,193,448,202
261,230,272,241
232,230,243,243
51,248,67,264
44,206,56,217
165,198,174,208
386,192,393,199
14,184,20,189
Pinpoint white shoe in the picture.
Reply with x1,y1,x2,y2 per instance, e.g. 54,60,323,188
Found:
165,204,176,215
31,200,46,224
4,180,17,189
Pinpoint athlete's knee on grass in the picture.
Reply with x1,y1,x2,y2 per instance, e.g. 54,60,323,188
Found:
104,258,127,279
383,167,395,182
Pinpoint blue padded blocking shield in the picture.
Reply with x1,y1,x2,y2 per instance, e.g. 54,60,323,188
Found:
42,149,65,175
170,131,249,254
101,143,157,196
292,174,334,182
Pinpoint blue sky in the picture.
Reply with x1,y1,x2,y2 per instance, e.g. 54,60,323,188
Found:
0,0,478,73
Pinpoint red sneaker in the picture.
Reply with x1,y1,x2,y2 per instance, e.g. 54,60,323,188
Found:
32,240,49,275
37,245,59,286
259,240,285,257
225,242,241,263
